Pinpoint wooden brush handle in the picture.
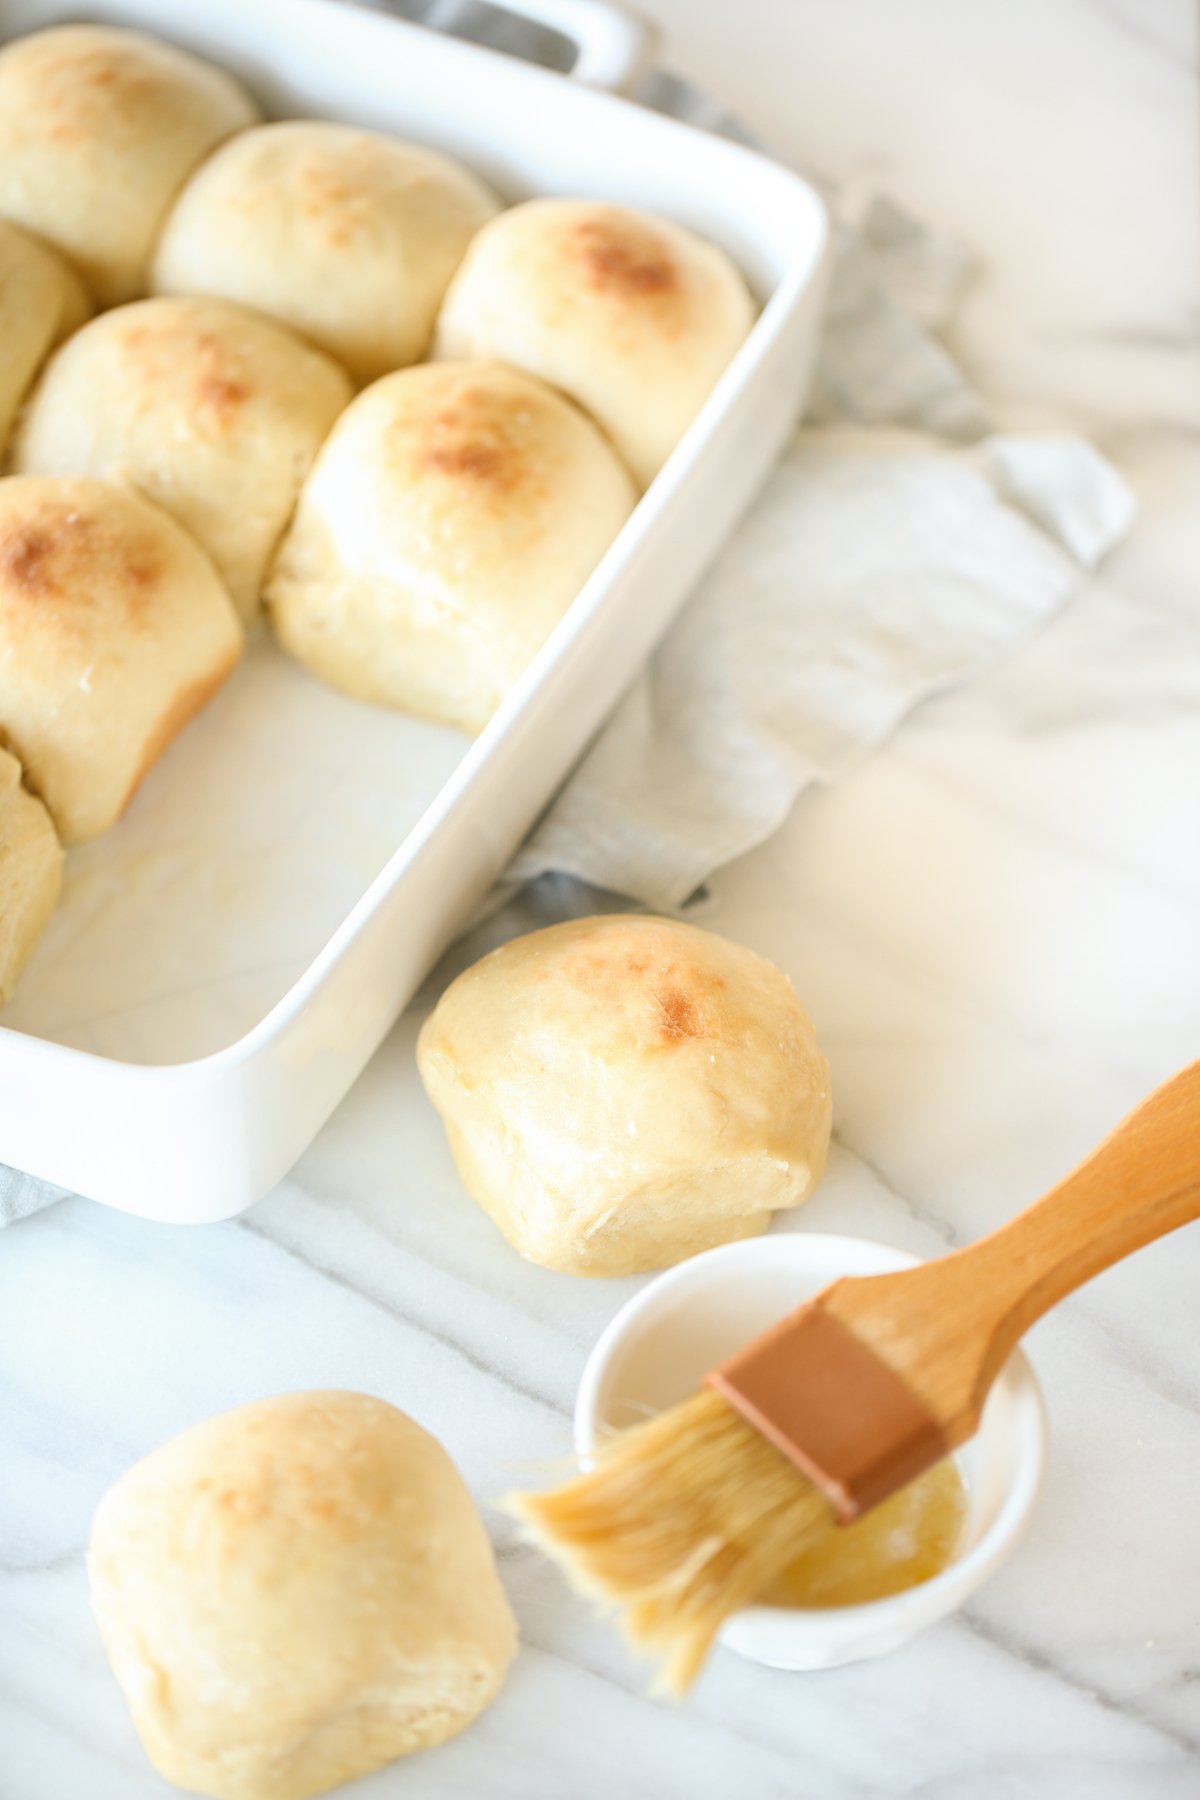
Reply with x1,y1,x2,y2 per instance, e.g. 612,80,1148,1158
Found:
823,1059,1200,1446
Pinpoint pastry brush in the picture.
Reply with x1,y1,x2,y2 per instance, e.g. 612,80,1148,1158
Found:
511,1058,1200,1692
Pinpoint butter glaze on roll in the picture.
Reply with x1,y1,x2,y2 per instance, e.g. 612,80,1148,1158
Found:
0,25,259,306
15,297,353,622
89,1391,518,1800
417,914,833,1276
0,477,242,843
434,198,756,487
0,219,92,456
265,361,636,732
152,121,501,383
0,746,61,1005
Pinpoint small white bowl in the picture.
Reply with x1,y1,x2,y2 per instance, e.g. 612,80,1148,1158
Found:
575,1233,1048,1672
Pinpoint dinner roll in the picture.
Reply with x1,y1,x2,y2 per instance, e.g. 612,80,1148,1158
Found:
0,746,61,1005
15,297,353,622
89,1392,518,1800
418,915,832,1277
0,220,91,455
0,25,259,306
265,361,635,732
0,477,242,842
152,121,500,383
434,198,756,487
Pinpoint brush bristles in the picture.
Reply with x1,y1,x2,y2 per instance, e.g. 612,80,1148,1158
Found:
509,1388,832,1694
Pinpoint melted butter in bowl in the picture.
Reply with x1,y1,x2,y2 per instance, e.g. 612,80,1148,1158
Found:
765,1457,967,1610
575,1233,1047,1669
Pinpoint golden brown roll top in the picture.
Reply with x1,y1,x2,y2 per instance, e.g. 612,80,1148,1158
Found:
0,24,259,305
0,745,61,1005
0,219,92,457
434,197,756,487
152,120,501,383
89,1392,518,1800
265,360,636,733
0,476,242,843
418,914,833,1276
14,296,353,622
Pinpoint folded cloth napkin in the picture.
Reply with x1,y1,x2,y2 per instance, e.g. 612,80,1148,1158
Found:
0,11,1134,1224
507,427,1131,910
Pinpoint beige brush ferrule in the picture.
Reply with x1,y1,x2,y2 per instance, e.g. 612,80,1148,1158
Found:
706,1301,948,1522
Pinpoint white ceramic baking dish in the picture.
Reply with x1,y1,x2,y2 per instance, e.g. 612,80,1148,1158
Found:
0,0,829,1221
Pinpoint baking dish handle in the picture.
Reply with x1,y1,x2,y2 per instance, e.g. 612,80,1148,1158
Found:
487,0,657,91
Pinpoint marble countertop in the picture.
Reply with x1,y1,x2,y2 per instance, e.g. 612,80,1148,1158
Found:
3,2,1199,1797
